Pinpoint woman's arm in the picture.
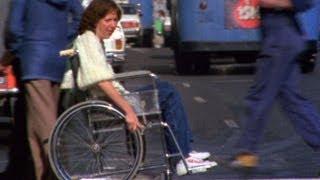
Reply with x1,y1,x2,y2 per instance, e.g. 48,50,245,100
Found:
98,80,143,131
75,31,143,131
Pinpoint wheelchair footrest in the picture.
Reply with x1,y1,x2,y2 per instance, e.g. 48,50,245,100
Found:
166,153,182,158
188,165,212,174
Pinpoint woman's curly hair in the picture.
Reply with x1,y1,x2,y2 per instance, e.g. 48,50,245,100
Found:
78,0,122,35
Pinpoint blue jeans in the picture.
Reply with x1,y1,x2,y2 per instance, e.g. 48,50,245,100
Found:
145,80,192,156
106,79,193,157
237,20,320,153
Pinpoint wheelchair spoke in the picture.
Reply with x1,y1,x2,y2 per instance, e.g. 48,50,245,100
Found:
58,147,91,159
95,154,105,173
74,112,95,142
100,151,135,170
99,133,125,147
66,154,92,173
62,127,92,147
51,103,143,180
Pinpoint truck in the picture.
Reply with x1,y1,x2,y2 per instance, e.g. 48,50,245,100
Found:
169,0,320,74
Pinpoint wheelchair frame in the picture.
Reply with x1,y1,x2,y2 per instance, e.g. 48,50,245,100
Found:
48,70,194,180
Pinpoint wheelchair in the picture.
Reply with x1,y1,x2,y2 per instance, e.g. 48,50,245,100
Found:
48,70,196,180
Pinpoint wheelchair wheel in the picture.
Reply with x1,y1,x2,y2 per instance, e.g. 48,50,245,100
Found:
49,100,143,180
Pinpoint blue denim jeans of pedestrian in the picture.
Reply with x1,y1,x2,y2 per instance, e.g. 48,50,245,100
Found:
140,80,192,157
237,23,320,153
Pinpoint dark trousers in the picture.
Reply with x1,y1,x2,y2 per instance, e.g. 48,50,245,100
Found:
238,22,320,153
25,80,60,180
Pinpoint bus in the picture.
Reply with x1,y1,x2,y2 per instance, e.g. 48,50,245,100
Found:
169,0,320,74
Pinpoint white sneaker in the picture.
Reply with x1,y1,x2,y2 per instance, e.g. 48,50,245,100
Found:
189,151,211,160
176,157,218,176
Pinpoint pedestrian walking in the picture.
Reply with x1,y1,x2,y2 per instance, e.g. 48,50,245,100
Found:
6,0,83,179
231,0,320,168
153,9,166,48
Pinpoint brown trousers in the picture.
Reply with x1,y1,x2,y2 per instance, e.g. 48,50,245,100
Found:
25,80,60,180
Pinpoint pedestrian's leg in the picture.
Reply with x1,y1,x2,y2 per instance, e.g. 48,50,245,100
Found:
28,133,44,180
25,80,59,180
231,52,293,167
279,63,320,150
237,27,304,153
237,56,288,152
45,83,60,180
233,26,306,169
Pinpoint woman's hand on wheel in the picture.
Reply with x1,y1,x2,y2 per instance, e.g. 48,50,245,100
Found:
126,112,144,131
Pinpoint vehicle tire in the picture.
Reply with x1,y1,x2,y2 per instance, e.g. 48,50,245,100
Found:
141,29,153,47
174,51,210,75
174,50,193,75
136,35,143,47
193,54,210,74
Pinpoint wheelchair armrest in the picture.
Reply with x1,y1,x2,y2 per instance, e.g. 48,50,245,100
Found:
112,70,158,80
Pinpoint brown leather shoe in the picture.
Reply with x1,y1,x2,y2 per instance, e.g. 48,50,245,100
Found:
230,152,259,168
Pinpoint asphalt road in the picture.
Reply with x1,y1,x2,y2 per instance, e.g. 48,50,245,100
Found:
0,47,320,179
123,48,320,179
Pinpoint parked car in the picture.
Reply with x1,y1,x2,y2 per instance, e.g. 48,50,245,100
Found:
119,3,142,44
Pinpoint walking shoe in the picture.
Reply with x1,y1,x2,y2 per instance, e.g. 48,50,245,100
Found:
189,150,211,160
176,157,218,176
230,152,259,168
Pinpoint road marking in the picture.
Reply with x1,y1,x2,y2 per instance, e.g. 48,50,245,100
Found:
182,82,191,88
193,96,207,104
224,119,239,128
211,79,253,84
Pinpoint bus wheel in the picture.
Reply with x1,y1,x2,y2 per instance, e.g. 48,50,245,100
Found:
193,54,210,74
174,52,193,75
174,52,210,75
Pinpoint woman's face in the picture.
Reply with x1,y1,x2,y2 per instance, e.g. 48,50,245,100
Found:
95,11,119,40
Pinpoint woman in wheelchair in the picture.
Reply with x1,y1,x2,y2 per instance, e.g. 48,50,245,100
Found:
61,0,217,175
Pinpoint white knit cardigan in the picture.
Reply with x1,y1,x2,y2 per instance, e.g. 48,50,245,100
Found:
61,31,126,93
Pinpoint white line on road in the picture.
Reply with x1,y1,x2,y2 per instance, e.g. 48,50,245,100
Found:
182,82,191,88
211,79,253,84
193,96,207,104
224,119,239,128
